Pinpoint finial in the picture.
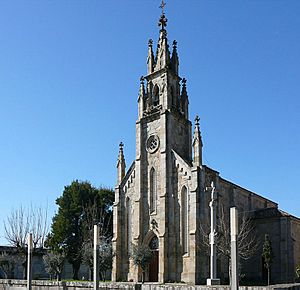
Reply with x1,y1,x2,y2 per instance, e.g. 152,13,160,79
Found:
158,1,167,32
195,115,200,126
140,76,144,83
158,13,168,31
119,142,124,150
182,78,187,86
159,0,166,15
148,39,153,47
173,40,177,49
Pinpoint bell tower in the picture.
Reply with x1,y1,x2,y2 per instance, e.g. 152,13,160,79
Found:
137,9,192,163
134,4,193,282
113,2,202,283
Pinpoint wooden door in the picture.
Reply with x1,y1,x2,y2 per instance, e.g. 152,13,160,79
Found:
148,250,159,282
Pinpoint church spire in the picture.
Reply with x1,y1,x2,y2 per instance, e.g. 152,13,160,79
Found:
138,76,146,118
147,39,155,74
139,0,187,119
154,0,170,71
180,78,189,118
117,142,126,185
171,40,179,74
193,116,203,167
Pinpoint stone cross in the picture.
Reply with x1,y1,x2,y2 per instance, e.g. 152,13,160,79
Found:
206,181,220,285
159,0,166,14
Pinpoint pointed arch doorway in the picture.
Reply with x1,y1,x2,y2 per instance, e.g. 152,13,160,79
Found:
148,236,159,282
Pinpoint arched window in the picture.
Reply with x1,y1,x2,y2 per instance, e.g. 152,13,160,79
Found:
152,84,159,106
149,236,159,250
150,167,157,212
126,197,132,251
181,186,189,254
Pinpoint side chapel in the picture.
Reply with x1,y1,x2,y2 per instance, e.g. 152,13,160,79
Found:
112,5,300,285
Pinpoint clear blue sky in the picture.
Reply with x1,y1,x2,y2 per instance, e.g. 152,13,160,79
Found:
0,0,299,245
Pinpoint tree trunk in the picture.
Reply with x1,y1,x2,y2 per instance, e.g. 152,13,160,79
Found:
101,271,106,282
142,271,145,283
22,260,27,279
229,257,231,285
72,263,80,280
267,268,270,286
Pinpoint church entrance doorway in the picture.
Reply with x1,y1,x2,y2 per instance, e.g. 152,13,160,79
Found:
148,236,159,282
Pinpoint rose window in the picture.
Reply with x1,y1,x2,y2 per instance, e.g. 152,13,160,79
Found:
146,135,160,153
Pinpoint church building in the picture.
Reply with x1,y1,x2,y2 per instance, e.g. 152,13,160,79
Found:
112,7,300,285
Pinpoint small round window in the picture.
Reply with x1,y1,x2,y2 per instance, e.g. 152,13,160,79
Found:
146,135,160,154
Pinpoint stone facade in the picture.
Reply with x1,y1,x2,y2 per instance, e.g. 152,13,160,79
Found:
112,9,300,285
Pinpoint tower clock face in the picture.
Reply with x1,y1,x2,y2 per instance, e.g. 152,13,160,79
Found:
146,134,160,153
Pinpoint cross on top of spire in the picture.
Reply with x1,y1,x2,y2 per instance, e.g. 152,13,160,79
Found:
159,0,166,14
158,0,167,31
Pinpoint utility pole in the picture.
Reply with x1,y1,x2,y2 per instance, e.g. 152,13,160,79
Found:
206,181,220,285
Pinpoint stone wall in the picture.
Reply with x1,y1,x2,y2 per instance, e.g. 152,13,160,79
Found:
1,280,300,290
0,280,139,290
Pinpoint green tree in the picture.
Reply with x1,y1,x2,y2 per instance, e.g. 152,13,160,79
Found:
46,180,114,279
131,243,153,283
262,234,274,285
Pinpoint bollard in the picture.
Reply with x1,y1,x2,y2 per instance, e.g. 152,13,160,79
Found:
230,207,239,290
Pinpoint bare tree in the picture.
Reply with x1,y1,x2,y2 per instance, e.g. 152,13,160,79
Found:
31,205,49,248
199,204,259,279
4,206,29,248
82,241,93,278
98,239,114,281
3,205,49,278
4,205,49,249
82,199,113,243
82,237,114,281
81,200,113,280
218,206,258,260
43,251,65,281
